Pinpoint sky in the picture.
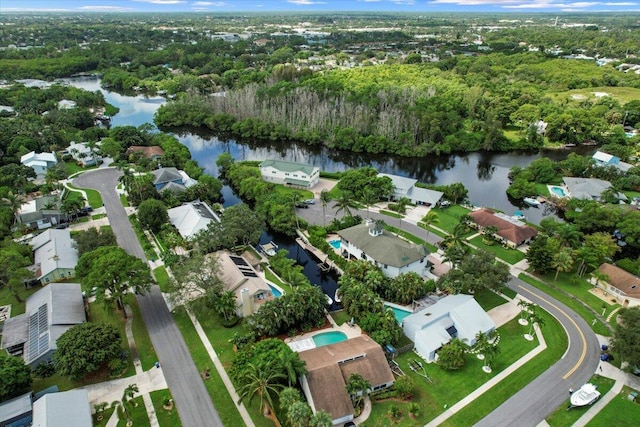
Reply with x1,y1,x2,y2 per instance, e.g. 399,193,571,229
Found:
1,0,640,13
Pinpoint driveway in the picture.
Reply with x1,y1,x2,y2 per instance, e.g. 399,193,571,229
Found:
73,168,223,427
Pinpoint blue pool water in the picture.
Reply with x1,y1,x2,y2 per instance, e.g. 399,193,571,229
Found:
550,186,567,197
269,284,282,297
312,331,348,347
386,304,412,325
626,132,634,138
329,239,341,249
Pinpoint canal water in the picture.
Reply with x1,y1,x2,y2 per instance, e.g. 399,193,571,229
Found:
62,77,596,306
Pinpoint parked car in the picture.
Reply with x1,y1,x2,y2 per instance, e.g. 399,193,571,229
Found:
302,199,315,204
295,203,309,209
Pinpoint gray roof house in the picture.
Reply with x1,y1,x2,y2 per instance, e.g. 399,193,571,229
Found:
151,167,196,193
31,389,91,427
17,195,66,230
337,221,430,279
402,294,495,362
29,229,78,285
378,173,443,206
0,283,85,368
0,392,33,427
167,201,220,240
259,159,320,189
562,177,627,202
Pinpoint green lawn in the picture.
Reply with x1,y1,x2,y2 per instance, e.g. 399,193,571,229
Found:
442,309,567,426
93,407,116,427
63,160,85,176
125,294,158,371
172,307,247,427
116,396,150,427
428,206,471,233
474,289,509,312
92,213,107,220
559,86,640,104
380,210,404,219
63,187,86,204
331,309,351,326
120,193,130,207
264,268,293,295
273,185,314,201
420,224,447,238
468,236,526,265
546,375,616,427
534,183,552,198
362,315,544,427
384,224,438,253
150,389,182,427
130,216,158,260
66,183,103,208
518,274,615,336
0,284,40,316
586,386,640,427
153,266,171,293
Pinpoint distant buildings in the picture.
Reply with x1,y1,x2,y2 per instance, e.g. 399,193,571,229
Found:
337,221,431,279
67,141,101,167
29,229,78,285
378,173,444,206
0,283,85,368
259,159,320,189
298,336,394,425
468,208,538,248
592,151,633,173
167,201,220,240
403,294,496,362
20,151,57,180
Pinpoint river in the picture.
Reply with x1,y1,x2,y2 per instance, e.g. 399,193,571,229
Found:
62,77,596,306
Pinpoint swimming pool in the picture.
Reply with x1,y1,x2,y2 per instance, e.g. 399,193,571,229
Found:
385,304,412,325
329,239,341,249
312,331,348,347
269,284,283,297
549,186,567,197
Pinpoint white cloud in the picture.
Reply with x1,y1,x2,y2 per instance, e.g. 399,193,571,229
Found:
132,0,187,5
79,5,133,11
2,8,73,11
428,0,637,7
192,1,226,6
287,0,327,5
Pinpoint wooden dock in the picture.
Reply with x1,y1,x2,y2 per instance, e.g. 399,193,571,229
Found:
295,236,344,275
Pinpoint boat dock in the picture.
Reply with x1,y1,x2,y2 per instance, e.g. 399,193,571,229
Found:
294,235,343,275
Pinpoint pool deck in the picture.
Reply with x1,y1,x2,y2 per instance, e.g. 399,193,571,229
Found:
285,314,362,352
547,184,569,198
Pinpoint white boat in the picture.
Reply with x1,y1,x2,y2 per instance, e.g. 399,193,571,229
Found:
523,197,541,207
334,289,342,303
570,383,601,407
325,294,333,305
260,241,278,256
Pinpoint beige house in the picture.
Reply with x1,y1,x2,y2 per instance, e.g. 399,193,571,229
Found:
215,251,274,317
595,263,640,307
298,336,395,425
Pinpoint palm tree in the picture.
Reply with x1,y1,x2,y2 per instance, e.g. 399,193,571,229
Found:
552,247,574,281
237,363,286,416
112,384,139,427
309,410,333,427
345,373,371,408
420,210,440,240
319,189,332,227
214,290,237,322
278,387,302,413
1,192,26,225
591,270,609,291
292,192,301,230
333,191,357,218
360,187,379,220
437,338,469,370
287,401,312,427
280,348,307,387
517,300,533,322
527,309,545,337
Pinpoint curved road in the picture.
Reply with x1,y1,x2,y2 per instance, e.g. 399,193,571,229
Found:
298,202,601,426
73,168,222,427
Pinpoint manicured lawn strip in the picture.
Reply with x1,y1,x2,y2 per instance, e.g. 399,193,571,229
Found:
538,271,620,317
502,286,518,299
92,213,107,220
441,309,567,426
429,206,471,233
518,274,612,336
66,182,103,208
362,316,541,426
331,309,351,326
273,185,314,201
546,375,616,427
150,389,182,427
380,210,403,219
384,225,438,253
264,268,293,295
419,223,447,238
623,190,640,200
586,386,640,427
64,161,85,176
63,187,86,203
468,236,526,264
0,284,40,316
474,289,509,311
172,307,246,427
120,193,130,207
130,216,158,260
534,183,551,197
93,407,115,427
116,396,150,427
124,295,158,371
153,266,171,293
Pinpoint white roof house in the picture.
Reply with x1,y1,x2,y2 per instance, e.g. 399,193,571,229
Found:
259,159,320,189
32,389,92,427
592,151,633,173
167,201,220,240
0,283,85,367
378,173,443,206
20,151,57,180
30,229,78,285
402,294,495,362
68,141,101,167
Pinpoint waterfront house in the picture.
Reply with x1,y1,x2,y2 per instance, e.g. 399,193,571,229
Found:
215,251,274,318
68,141,101,167
20,151,57,180
337,221,430,279
468,208,538,248
592,151,633,173
562,177,627,202
595,263,640,307
378,173,444,206
298,336,395,425
167,200,220,240
259,159,320,189
151,167,196,193
29,229,78,285
125,145,164,161
0,283,85,368
402,294,496,362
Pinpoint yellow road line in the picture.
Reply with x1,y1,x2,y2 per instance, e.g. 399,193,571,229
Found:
518,285,587,379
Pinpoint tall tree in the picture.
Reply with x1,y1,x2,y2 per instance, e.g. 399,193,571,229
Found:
137,198,168,233
333,191,357,218
0,354,32,402
345,373,371,408
420,210,440,240
552,247,574,281
437,338,468,370
237,363,286,416
319,189,332,227
611,307,640,372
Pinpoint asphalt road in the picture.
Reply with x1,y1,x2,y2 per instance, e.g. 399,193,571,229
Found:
73,168,223,427
298,202,601,427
